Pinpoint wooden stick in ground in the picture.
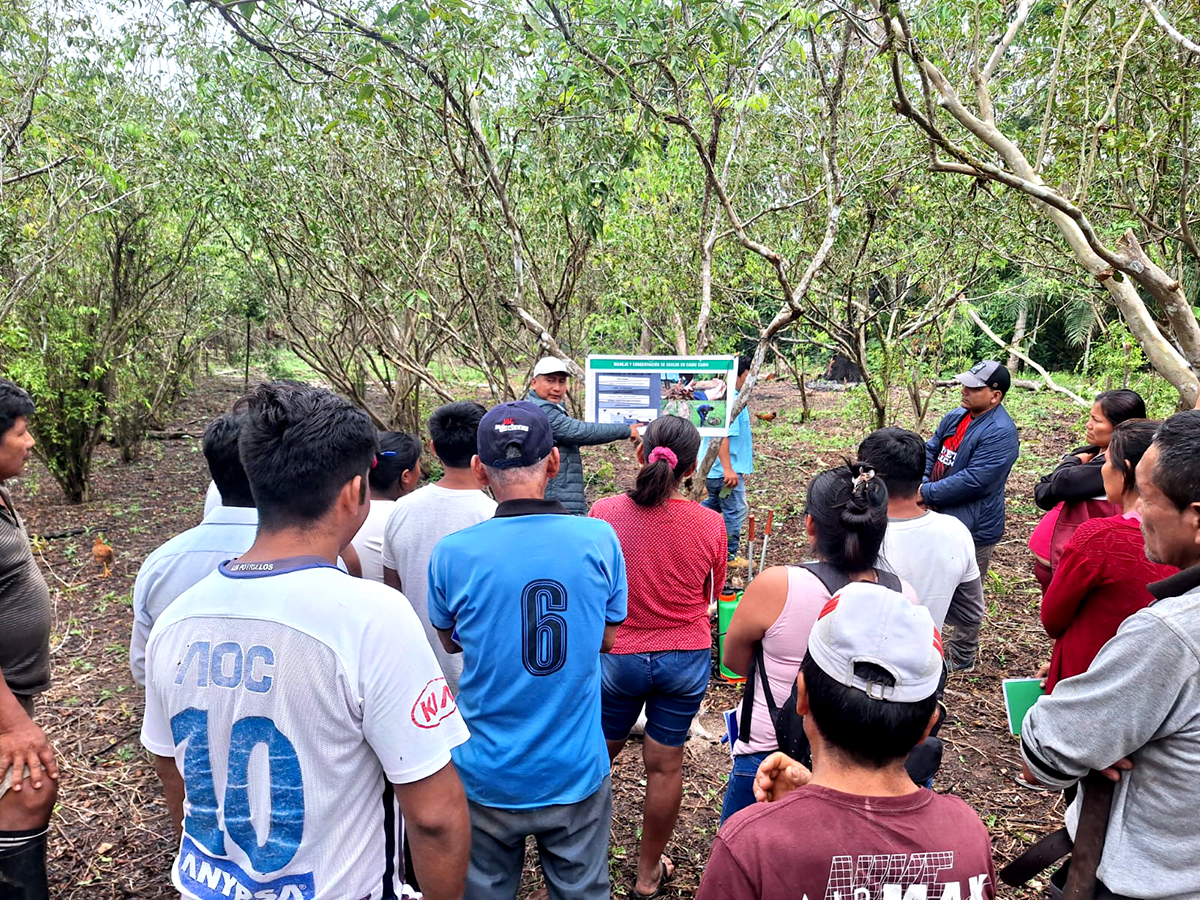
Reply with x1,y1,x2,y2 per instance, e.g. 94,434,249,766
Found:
746,514,756,580
759,509,774,572
1064,771,1117,900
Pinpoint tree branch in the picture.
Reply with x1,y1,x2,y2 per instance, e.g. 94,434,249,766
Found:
963,304,1088,407
1140,0,1200,55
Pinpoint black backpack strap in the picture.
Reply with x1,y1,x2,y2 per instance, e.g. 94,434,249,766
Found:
802,561,903,594
875,569,903,592
800,561,850,595
738,646,758,741
739,642,780,743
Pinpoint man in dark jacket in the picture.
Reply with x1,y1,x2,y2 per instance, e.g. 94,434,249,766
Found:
920,360,1020,669
525,357,635,515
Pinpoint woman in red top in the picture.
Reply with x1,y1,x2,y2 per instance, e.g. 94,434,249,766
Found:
591,414,726,897
1039,419,1177,692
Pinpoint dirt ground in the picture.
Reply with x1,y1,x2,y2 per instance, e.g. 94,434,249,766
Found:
7,373,1087,898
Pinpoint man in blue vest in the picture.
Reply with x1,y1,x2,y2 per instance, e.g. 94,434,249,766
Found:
921,360,1020,670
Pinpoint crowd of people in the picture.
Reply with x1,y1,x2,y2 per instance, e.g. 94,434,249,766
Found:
1,354,1198,900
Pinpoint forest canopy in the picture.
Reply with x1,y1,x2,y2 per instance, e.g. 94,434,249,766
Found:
1,0,1198,498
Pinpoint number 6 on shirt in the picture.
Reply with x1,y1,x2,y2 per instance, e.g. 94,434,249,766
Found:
522,579,569,676
171,708,305,872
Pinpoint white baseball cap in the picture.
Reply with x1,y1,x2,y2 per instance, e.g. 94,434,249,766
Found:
808,582,943,703
532,357,572,377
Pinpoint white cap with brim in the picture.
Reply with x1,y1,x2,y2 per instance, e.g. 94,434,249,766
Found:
532,357,572,378
807,582,943,703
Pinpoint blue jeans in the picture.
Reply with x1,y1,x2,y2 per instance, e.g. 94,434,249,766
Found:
719,751,770,825
600,649,711,747
703,475,748,557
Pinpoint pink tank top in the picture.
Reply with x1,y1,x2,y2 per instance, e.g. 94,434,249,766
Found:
733,566,918,755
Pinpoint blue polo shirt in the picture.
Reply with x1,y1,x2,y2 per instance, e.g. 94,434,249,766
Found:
700,389,755,478
428,498,627,809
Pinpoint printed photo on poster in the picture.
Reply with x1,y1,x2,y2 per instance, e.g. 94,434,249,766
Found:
584,356,738,437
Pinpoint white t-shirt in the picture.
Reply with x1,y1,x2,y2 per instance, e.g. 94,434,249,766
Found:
877,511,980,628
381,484,496,693
203,480,222,518
350,498,396,584
141,559,469,900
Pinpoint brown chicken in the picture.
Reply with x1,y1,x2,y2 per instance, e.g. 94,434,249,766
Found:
92,535,115,577
755,411,778,422
763,372,778,381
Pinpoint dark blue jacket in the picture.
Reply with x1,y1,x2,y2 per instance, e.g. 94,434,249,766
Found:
922,404,1020,545
525,391,630,515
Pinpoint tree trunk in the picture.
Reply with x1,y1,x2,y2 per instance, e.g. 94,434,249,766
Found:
882,15,1200,405
670,308,689,356
695,225,719,353
638,320,653,354
1008,301,1028,372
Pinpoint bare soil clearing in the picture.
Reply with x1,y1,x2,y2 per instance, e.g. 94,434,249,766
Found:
9,374,1080,898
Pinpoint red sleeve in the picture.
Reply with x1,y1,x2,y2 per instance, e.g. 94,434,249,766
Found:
1040,520,1108,639
696,836,758,900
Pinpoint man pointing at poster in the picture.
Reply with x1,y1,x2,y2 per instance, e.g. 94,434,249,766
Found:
526,357,635,515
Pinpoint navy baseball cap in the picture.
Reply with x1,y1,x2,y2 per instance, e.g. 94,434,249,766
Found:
955,360,1010,394
477,401,554,469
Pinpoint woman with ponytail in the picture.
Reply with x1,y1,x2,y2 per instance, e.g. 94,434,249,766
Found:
718,462,920,823
590,415,726,897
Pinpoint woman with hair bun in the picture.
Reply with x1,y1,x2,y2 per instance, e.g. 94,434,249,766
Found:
1030,389,1148,588
718,462,920,823
590,415,726,897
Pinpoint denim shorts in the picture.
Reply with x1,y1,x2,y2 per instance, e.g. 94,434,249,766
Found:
719,751,770,825
600,649,711,747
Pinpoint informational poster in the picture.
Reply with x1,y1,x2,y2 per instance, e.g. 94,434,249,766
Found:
584,355,738,437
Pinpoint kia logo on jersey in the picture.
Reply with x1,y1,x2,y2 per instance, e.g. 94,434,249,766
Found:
411,677,457,729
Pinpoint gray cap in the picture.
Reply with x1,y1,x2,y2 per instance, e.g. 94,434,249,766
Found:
955,360,1010,393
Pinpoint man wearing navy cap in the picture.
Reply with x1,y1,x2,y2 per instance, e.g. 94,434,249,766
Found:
920,360,1020,671
427,400,628,900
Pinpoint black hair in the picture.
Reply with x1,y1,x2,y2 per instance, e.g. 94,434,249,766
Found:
0,379,35,441
1151,410,1200,511
238,382,377,529
1094,389,1147,428
1106,419,1159,497
370,431,422,493
737,356,751,376
202,413,254,508
857,428,925,500
628,415,700,507
801,652,938,768
805,462,889,572
429,401,487,469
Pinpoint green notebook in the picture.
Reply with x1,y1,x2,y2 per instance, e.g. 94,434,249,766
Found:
1002,678,1045,736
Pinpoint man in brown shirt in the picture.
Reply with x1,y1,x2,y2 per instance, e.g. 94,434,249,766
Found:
0,379,57,900
697,583,995,900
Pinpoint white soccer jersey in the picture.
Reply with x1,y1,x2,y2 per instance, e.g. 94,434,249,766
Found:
141,557,468,900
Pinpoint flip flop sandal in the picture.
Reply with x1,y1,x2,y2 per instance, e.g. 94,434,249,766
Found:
634,857,675,899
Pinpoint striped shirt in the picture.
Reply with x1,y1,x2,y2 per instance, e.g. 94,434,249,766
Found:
0,485,51,695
